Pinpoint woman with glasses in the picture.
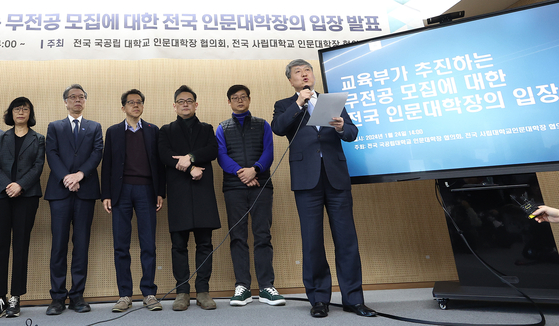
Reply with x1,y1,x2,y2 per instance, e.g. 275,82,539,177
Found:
0,97,45,318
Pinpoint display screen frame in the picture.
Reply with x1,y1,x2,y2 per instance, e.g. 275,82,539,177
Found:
318,0,559,184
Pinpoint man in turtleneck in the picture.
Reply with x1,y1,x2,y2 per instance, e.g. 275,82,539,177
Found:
158,85,221,312
216,85,284,307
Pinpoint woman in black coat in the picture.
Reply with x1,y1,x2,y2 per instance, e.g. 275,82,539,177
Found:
0,97,45,318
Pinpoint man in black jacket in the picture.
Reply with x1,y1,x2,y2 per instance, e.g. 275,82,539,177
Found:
101,89,166,312
158,85,220,311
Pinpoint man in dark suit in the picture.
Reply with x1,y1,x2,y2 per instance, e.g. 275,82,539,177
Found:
101,89,166,312
44,84,103,315
271,59,376,318
159,85,220,311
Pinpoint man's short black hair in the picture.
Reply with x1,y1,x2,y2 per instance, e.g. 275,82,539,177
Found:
4,96,36,127
121,89,145,106
174,85,197,102
63,84,88,100
227,85,251,100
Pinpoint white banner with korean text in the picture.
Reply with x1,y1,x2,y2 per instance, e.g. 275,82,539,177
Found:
0,0,438,61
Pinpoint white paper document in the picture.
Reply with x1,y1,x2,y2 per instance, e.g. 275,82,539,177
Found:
307,92,349,127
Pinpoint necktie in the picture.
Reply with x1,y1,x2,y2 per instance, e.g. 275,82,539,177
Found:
73,119,79,143
307,100,314,116
307,101,320,131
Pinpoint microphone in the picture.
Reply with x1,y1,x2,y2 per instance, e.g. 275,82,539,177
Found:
302,85,311,110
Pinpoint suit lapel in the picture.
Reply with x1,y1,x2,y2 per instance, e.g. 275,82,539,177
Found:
116,120,126,161
141,119,154,158
63,118,76,150
304,113,317,133
19,129,36,155
293,93,316,133
76,119,88,148
5,129,16,157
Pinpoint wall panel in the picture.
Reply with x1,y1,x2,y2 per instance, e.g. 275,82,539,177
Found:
1,59,459,300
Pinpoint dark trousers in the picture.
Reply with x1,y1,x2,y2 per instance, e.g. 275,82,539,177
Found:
294,163,364,306
48,194,95,300
171,228,213,294
0,196,39,297
224,187,274,289
112,184,157,297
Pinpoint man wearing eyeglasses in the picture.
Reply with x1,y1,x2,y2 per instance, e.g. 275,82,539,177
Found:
44,84,103,315
101,89,166,312
216,85,284,307
158,85,221,311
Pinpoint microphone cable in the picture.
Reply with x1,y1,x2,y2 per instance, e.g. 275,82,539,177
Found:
302,180,546,326
86,103,310,326
275,183,547,326
53,107,547,326
389,180,547,326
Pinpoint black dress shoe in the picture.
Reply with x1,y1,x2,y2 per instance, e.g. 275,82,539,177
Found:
310,302,329,318
343,303,377,317
46,299,66,315
68,296,91,313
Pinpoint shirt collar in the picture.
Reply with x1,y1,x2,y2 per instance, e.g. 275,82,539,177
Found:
125,119,143,132
68,115,83,124
296,90,317,99
296,90,317,106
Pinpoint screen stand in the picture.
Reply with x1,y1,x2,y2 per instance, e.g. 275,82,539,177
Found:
433,172,559,309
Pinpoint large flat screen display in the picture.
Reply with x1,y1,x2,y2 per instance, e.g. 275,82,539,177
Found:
319,1,559,184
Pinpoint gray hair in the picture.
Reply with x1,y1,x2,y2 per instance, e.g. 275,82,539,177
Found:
285,59,313,79
63,84,88,100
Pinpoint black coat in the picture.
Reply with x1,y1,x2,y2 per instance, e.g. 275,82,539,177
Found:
158,116,221,232
0,128,45,198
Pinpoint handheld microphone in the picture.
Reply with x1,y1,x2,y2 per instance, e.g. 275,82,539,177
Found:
302,85,311,110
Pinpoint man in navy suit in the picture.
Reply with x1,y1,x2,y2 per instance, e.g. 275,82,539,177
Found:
101,89,165,312
44,84,103,315
271,59,376,318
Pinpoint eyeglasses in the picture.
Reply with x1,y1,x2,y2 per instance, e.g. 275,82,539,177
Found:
175,99,195,105
230,95,249,102
67,95,86,101
13,107,30,113
126,100,144,106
